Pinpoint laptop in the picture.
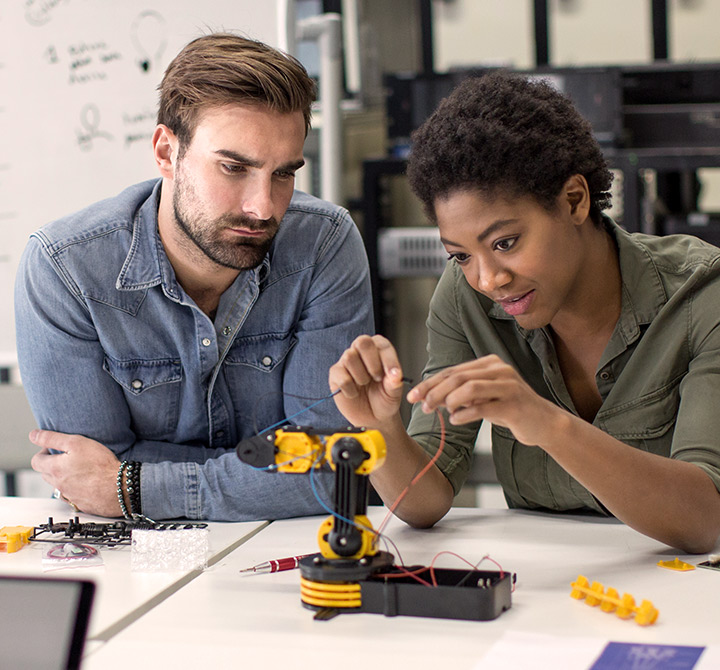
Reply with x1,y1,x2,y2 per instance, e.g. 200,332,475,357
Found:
0,575,95,669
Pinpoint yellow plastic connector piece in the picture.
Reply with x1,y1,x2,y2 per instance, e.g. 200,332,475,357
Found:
324,430,386,474
317,513,377,561
570,575,659,626
657,557,695,571
273,429,325,473
0,525,34,553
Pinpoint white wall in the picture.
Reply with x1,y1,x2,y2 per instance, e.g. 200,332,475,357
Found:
550,0,652,65
671,0,720,61
433,0,720,69
432,0,535,70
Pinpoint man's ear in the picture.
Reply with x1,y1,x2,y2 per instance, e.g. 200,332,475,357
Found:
152,124,179,178
563,174,591,225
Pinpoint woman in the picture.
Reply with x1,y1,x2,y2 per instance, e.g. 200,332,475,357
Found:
329,71,720,553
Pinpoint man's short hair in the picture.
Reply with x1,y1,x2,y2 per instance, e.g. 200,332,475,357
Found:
407,70,613,224
158,32,316,148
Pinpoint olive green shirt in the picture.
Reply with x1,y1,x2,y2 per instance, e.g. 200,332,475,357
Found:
408,218,720,513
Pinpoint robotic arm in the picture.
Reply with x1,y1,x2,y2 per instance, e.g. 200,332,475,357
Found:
237,426,513,621
237,425,395,614
237,426,389,561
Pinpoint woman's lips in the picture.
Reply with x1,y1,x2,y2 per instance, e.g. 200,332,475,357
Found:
498,290,535,316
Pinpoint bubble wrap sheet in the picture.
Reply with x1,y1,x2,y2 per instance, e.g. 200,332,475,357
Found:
131,527,209,572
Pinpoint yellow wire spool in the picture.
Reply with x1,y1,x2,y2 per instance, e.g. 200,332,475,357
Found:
300,576,362,609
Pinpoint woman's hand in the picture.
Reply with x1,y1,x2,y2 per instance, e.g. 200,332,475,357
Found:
407,354,560,447
329,334,406,429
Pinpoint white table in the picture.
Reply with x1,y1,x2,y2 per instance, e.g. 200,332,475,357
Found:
83,507,720,669
0,497,267,641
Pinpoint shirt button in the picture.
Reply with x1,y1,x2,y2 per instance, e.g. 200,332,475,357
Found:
215,430,225,438
599,371,611,381
261,356,273,367
202,338,212,347
222,326,232,336
131,379,143,390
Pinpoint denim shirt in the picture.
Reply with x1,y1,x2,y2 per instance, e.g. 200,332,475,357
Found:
15,179,374,520
408,217,720,512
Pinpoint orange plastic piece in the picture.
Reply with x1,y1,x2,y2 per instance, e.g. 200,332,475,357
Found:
0,525,34,553
570,575,659,626
657,557,695,571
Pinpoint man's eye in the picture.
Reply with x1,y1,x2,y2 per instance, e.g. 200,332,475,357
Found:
222,163,245,174
493,237,518,252
448,252,470,265
274,171,296,180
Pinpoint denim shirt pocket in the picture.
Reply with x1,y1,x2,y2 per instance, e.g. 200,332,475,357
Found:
103,355,183,439
223,332,298,414
225,332,297,372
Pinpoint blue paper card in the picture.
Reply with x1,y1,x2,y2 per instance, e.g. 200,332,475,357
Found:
590,642,705,670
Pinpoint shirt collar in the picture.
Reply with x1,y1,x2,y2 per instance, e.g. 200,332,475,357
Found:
116,179,165,292
607,216,667,329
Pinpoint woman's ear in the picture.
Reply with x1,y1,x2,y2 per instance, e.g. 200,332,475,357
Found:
563,174,591,225
152,124,178,179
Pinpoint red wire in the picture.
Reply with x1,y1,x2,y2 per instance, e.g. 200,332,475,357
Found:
427,550,506,586
375,409,447,538
375,553,507,590
374,564,434,587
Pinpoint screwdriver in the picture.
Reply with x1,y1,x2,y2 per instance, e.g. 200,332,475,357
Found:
240,553,315,574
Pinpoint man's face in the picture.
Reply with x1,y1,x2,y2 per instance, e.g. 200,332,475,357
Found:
170,104,306,271
435,188,587,331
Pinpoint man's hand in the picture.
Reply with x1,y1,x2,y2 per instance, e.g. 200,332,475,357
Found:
30,430,123,517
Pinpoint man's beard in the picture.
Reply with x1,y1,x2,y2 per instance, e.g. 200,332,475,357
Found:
172,171,279,271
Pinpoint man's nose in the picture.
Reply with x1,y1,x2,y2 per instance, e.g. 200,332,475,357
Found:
241,177,274,221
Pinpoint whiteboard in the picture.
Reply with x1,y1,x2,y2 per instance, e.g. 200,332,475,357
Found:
0,0,282,372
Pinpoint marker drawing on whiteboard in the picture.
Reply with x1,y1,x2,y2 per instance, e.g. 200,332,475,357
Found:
130,10,168,74
76,103,113,151
25,0,67,27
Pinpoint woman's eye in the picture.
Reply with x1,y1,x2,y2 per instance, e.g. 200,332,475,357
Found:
448,252,470,265
493,237,517,252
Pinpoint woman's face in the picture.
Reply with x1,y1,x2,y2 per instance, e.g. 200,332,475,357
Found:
434,186,590,331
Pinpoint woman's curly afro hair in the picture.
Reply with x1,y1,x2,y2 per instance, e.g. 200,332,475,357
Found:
406,70,613,224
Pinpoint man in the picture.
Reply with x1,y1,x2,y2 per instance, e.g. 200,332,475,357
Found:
15,33,373,521
330,71,720,553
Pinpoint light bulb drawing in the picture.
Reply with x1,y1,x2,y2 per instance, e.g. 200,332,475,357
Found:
130,10,167,74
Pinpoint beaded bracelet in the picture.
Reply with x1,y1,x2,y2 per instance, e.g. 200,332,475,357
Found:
116,460,132,520
126,461,142,516
125,462,135,515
